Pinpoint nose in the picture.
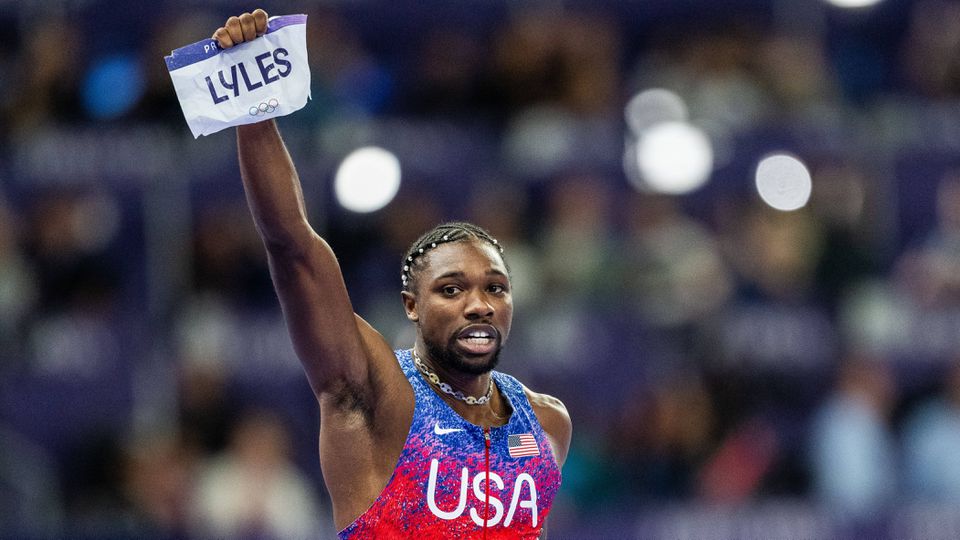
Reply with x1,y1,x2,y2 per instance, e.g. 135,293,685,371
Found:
464,289,494,320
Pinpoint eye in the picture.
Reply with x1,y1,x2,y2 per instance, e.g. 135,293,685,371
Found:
488,283,507,294
441,285,462,296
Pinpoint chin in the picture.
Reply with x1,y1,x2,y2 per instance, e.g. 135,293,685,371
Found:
426,339,502,375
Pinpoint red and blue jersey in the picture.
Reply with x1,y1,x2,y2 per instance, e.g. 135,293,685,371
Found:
338,349,562,539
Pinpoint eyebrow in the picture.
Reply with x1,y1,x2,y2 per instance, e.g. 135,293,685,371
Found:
434,269,508,281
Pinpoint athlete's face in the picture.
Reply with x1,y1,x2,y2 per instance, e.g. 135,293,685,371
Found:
403,239,513,375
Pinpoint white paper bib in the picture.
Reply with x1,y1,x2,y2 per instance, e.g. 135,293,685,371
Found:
165,14,311,138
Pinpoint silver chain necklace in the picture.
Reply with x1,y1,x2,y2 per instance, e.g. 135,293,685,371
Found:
413,349,492,406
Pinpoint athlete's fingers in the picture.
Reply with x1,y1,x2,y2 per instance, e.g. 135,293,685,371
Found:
253,9,268,36
225,15,244,45
212,27,234,49
213,10,266,49
239,12,258,42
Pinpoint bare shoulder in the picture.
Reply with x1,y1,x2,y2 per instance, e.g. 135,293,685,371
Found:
522,385,572,466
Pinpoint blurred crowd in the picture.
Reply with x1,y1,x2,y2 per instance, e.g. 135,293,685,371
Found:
4,0,960,537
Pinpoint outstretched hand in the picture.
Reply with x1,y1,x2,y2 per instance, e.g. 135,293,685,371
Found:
212,9,268,49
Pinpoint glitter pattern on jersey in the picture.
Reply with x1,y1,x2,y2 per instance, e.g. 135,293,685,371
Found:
338,349,562,539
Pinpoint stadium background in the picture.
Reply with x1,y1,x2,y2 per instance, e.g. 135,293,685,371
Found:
3,0,960,537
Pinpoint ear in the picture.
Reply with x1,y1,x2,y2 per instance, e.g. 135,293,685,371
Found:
401,290,419,322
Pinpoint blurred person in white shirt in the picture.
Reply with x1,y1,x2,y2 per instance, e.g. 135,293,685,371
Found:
191,409,328,539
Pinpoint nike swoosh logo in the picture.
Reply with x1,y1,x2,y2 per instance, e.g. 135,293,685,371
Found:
434,422,464,435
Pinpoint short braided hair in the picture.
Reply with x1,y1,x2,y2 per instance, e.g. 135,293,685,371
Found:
401,222,506,292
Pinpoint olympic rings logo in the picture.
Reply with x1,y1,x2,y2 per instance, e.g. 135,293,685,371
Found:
249,98,279,116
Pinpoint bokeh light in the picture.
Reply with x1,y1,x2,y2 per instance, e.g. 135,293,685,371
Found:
755,153,813,211
824,0,884,8
81,54,145,120
635,121,714,194
334,147,402,213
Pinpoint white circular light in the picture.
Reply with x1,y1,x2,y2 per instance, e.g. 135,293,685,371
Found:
824,0,883,8
755,153,812,211
636,121,713,195
334,146,401,213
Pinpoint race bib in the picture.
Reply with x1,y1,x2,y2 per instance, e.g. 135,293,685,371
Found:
165,14,311,138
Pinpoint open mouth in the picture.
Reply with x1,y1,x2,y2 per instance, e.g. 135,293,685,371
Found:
455,324,499,355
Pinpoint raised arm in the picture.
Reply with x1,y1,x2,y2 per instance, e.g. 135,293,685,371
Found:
213,11,391,402
238,121,371,395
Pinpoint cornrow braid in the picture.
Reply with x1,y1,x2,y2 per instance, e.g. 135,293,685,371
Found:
401,221,506,291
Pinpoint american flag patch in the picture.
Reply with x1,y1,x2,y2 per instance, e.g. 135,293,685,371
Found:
508,433,540,458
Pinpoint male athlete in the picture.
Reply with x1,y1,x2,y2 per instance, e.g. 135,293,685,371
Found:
212,9,571,538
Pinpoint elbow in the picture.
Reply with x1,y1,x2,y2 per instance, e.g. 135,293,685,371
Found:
261,231,307,259
257,220,313,258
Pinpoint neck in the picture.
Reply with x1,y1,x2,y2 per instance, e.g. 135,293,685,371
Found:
413,347,511,426
413,343,493,405
413,342,492,399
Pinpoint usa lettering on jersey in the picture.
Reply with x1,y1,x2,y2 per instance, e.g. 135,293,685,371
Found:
426,458,539,528
165,14,311,137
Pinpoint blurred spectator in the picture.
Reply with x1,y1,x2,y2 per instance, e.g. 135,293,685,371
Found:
538,174,617,302
303,7,393,119
720,203,824,303
0,200,38,367
896,170,960,309
514,176,619,381
176,351,235,456
489,10,621,116
191,199,274,307
712,203,836,374
5,16,85,134
191,409,327,539
19,190,124,379
696,417,779,504
401,28,487,117
23,189,122,314
758,33,840,110
0,425,63,537
620,192,732,328
59,433,130,536
899,0,960,98
605,373,716,503
495,10,623,177
902,361,960,501
808,161,880,310
808,355,897,523
122,432,195,537
629,19,773,137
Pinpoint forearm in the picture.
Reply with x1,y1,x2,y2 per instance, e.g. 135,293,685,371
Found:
237,120,311,250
